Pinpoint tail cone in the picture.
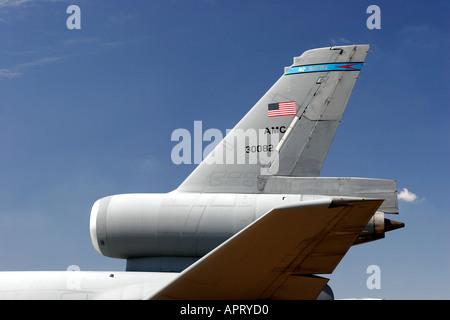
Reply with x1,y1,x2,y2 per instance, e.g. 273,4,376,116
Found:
384,218,405,232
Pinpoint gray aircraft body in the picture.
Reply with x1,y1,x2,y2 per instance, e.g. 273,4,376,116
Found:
0,45,403,300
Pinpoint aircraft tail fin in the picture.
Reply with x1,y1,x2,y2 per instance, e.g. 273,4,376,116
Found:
178,45,370,193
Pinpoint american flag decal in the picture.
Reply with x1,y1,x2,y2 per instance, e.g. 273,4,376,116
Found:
267,101,296,117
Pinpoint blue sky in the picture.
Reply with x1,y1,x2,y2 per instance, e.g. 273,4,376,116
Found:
0,0,448,299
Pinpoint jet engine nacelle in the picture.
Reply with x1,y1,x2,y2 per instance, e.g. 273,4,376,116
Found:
90,192,310,259
90,192,403,260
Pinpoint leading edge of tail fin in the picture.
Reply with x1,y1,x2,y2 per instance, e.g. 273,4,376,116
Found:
178,45,370,193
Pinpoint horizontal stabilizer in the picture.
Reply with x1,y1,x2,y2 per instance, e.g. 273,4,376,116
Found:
263,177,398,214
149,198,382,300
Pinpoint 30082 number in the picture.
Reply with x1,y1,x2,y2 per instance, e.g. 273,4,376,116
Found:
245,144,273,153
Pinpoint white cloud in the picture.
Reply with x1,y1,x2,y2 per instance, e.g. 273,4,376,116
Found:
0,0,28,7
0,56,61,79
16,56,61,69
398,188,418,202
0,69,21,79
0,0,66,8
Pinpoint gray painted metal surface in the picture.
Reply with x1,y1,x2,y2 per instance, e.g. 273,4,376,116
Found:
0,45,404,300
0,272,177,300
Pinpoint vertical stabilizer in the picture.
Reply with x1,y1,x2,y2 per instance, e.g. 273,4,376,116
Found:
178,45,370,193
